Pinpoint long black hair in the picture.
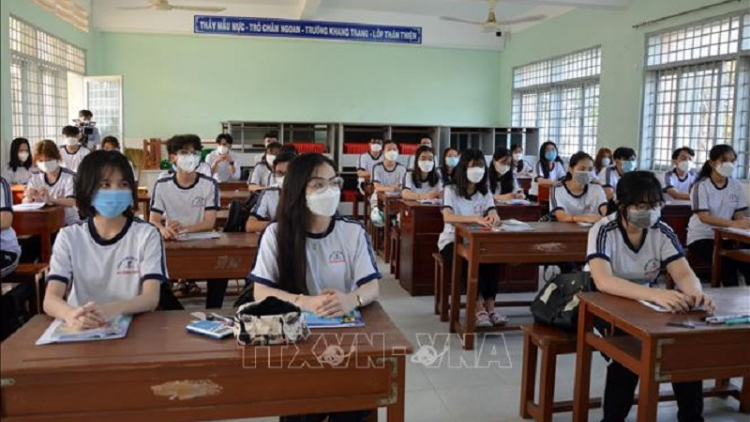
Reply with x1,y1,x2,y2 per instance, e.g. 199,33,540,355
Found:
75,150,137,220
616,171,664,223
454,149,488,199
511,144,524,172
441,147,458,184
410,145,439,189
538,141,564,179
697,144,736,182
489,147,514,195
276,153,337,295
9,138,32,171
565,151,594,181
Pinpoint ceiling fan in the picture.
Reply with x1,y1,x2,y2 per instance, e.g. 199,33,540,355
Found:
440,0,546,32
118,0,226,12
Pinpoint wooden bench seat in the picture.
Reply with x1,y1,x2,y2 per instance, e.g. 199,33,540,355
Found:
0,263,47,314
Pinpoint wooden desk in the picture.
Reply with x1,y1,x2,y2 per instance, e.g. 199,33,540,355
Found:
518,177,532,193
137,191,151,221
375,192,402,263
219,181,248,192
0,303,412,422
662,200,691,246
219,190,249,208
711,228,750,287
573,288,750,422
10,185,24,205
451,222,589,350
165,232,258,280
11,206,65,263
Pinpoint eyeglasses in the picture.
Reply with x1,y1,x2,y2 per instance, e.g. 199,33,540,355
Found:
274,171,287,178
176,150,200,157
632,202,664,212
307,176,344,191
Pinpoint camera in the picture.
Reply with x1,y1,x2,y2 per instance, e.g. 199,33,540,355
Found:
495,31,503,37
73,119,96,145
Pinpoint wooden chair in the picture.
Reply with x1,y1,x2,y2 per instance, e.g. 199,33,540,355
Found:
389,226,401,278
142,138,163,170
0,263,48,314
433,253,451,320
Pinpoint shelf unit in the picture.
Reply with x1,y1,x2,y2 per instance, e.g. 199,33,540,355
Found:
221,121,338,153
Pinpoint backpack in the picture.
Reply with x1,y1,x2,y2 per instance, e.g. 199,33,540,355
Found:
530,271,594,332
223,192,261,233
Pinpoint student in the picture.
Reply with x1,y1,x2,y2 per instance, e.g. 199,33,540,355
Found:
250,153,379,422
588,171,713,422
78,109,101,149
594,147,613,174
441,147,459,185
149,134,227,308
489,147,525,201
3,138,36,185
600,147,637,201
246,151,296,233
663,147,697,201
511,144,533,177
687,144,750,287
1,177,21,278
550,151,608,223
59,125,90,173
248,142,282,192
207,133,240,182
406,136,437,171
355,135,384,181
372,141,407,194
101,136,138,182
43,150,163,329
438,149,504,327
529,141,566,200
402,145,443,200
24,140,79,226
253,132,279,165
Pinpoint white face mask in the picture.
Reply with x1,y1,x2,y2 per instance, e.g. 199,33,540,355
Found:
275,176,285,187
307,187,341,217
512,153,523,162
370,144,382,153
601,157,612,167
265,154,277,167
64,137,79,147
418,160,435,173
18,152,29,162
716,162,735,178
385,150,399,162
494,162,510,175
677,160,693,173
37,160,58,174
466,167,485,183
176,154,198,173
217,145,229,155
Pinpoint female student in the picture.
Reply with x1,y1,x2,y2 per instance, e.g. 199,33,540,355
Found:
3,138,35,185
248,142,282,192
59,125,90,173
489,147,525,201
599,147,637,201
588,171,713,422
406,136,437,171
439,149,504,327
529,141,566,200
250,153,380,422
663,146,697,201
43,150,164,329
687,144,750,287
246,151,296,233
24,140,79,226
356,135,384,180
207,133,241,182
550,151,608,223
1,176,21,278
101,136,138,182
371,141,407,193
401,146,442,200
511,144,533,176
441,147,459,185
594,147,613,174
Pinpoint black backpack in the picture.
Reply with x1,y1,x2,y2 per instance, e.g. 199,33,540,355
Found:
223,192,261,233
530,271,594,332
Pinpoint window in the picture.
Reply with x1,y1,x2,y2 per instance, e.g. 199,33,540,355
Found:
85,76,124,140
511,47,601,157
641,13,750,176
32,0,89,32
9,16,86,141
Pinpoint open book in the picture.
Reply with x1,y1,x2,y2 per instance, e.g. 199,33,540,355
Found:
303,310,365,329
36,315,133,345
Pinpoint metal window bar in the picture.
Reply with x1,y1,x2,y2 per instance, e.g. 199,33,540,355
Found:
513,47,601,89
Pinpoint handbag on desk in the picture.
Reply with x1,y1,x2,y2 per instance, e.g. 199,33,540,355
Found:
530,271,594,333
234,297,310,346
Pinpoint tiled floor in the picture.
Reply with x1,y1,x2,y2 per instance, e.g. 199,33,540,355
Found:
188,260,747,422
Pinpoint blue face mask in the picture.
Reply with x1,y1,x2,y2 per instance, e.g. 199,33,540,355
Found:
445,156,459,168
93,189,133,219
544,150,557,161
622,160,637,173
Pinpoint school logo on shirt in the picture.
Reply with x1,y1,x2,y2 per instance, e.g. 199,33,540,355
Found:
473,204,485,215
329,251,345,264
117,256,139,275
643,258,660,280
192,197,206,207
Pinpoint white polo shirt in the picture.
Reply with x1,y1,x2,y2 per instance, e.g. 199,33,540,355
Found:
438,184,495,251
406,155,439,172
492,173,521,196
59,146,90,173
249,216,381,295
550,181,608,216
599,166,625,198
150,173,220,226
0,177,21,256
529,161,567,196
157,162,213,180
247,161,275,187
402,173,443,195
250,188,280,221
47,218,168,308
372,162,407,188
662,169,697,201
687,177,749,245
587,213,684,286
357,152,384,175
206,150,241,182
27,168,79,226
2,165,36,185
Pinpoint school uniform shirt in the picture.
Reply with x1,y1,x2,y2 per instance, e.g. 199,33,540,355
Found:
529,161,567,196
206,150,241,182
550,181,607,216
247,161,275,188
27,168,79,226
249,216,381,295
440,167,454,185
587,213,684,286
46,217,168,308
687,177,749,245
403,173,443,195
357,152,384,175
2,165,37,185
157,162,213,180
514,160,533,176
59,145,90,173
150,173,220,227
250,187,280,221
0,177,21,256
493,173,521,196
372,162,407,188
598,166,624,198
662,169,697,201
406,155,440,172
438,185,496,251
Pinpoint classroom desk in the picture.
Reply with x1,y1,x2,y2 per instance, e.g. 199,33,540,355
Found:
375,192,402,263
572,288,750,422
219,190,250,208
136,190,151,221
165,232,258,280
219,181,248,192
11,205,65,263
450,222,589,350
10,185,24,204
0,303,412,422
518,177,532,193
662,200,691,246
711,228,750,287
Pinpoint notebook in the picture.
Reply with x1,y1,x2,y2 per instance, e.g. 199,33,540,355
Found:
36,315,133,345
303,310,365,329
176,231,222,241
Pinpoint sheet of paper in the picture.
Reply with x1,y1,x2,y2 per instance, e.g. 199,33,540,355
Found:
724,227,750,237
176,231,222,241
12,202,45,211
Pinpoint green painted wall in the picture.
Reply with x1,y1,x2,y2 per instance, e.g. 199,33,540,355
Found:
498,0,750,151
96,32,502,139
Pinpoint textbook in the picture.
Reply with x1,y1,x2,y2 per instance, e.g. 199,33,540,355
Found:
36,315,132,345
303,310,365,329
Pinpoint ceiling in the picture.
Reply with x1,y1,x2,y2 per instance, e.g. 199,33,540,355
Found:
92,0,630,50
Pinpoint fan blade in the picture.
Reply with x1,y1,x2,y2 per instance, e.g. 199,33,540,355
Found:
171,5,227,12
440,16,484,25
118,6,153,10
496,15,546,26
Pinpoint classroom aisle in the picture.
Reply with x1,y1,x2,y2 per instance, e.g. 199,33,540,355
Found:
192,259,746,422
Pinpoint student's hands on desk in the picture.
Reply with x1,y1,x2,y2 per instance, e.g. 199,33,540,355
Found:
730,219,750,229
650,289,715,314
301,290,358,318
474,214,501,228
63,301,106,330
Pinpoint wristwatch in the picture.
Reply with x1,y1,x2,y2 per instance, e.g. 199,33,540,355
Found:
355,294,364,308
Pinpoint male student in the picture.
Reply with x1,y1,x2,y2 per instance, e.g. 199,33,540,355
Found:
207,133,241,182
599,147,637,201
356,135,384,179
248,142,282,192
149,134,227,309
253,132,279,165
59,125,90,173
78,109,101,149
406,135,438,171
245,151,295,233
